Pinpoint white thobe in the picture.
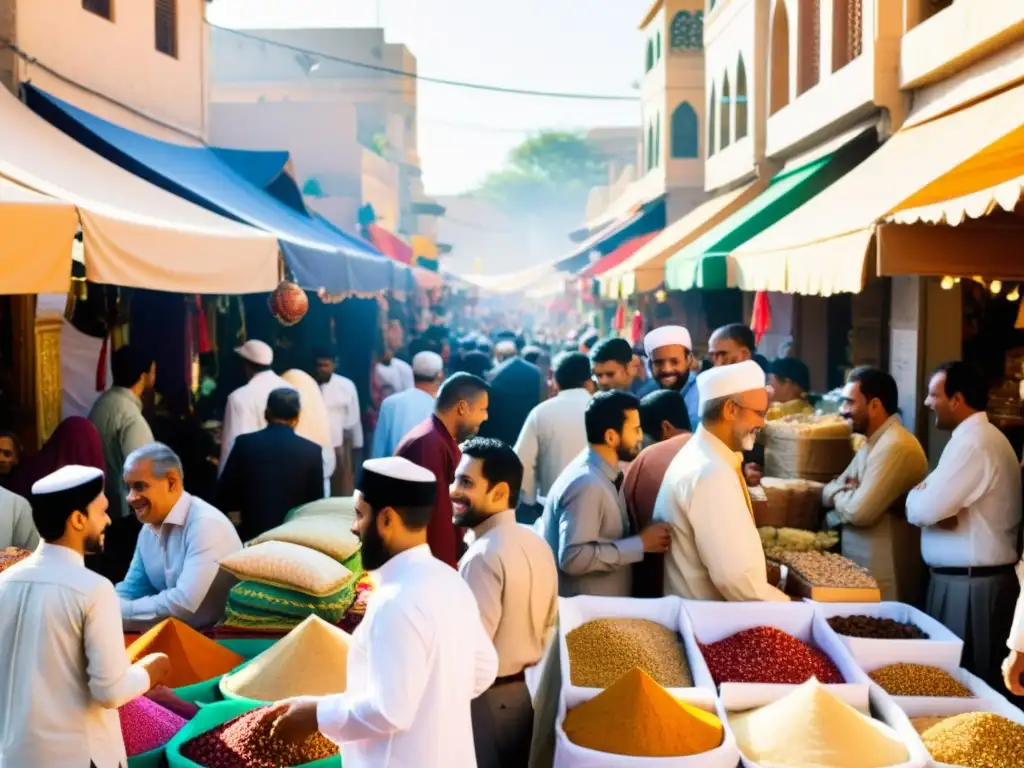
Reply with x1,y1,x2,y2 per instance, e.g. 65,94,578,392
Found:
218,370,293,473
0,543,151,767
375,359,414,399
320,373,364,450
653,426,788,602
0,486,39,551
316,544,498,767
513,387,590,505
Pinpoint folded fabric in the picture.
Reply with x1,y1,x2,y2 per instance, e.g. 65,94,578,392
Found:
223,606,303,633
250,517,360,563
226,580,357,624
219,541,353,597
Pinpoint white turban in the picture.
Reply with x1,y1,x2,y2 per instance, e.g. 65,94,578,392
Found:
643,325,692,358
697,359,766,408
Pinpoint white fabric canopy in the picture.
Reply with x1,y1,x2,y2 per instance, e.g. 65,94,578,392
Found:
0,178,78,293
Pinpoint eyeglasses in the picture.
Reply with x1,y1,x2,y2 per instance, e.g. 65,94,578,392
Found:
729,399,768,419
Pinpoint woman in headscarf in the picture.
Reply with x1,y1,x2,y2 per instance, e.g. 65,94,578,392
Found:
6,416,105,499
280,369,336,497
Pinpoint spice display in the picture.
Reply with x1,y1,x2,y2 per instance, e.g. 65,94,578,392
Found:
221,615,351,701
0,547,30,573
919,712,1024,768
179,706,338,767
868,663,973,697
827,615,929,640
562,668,723,757
566,618,691,688
119,696,187,756
766,549,878,589
910,716,946,735
759,526,839,552
730,678,909,767
700,625,844,685
127,618,246,688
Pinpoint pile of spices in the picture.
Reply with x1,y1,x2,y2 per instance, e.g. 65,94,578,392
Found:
221,615,351,700
868,663,973,697
731,678,909,767
127,618,246,688
562,668,722,757
179,706,338,767
766,549,878,589
919,712,1024,768
0,547,30,573
119,696,187,756
827,615,929,640
566,618,691,688
700,625,844,685
910,716,946,735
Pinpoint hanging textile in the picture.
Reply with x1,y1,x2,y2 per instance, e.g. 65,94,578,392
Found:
751,291,772,345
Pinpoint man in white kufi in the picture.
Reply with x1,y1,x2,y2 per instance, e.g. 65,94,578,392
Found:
639,325,700,429
653,360,788,601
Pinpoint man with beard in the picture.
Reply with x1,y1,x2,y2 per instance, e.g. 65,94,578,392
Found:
452,438,557,768
116,443,242,631
639,325,700,431
397,373,490,568
264,457,498,768
537,390,670,597
822,367,928,603
0,465,171,767
654,361,788,602
589,337,636,393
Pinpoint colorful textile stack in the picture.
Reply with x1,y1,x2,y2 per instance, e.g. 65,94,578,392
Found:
339,573,375,634
120,696,188,756
219,541,358,632
127,619,246,688
0,547,31,573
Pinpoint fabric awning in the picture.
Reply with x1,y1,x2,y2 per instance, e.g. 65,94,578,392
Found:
665,127,879,292
554,197,667,273
0,178,79,294
26,85,397,296
731,83,1024,295
579,231,661,279
367,223,413,264
600,180,767,298
0,86,278,294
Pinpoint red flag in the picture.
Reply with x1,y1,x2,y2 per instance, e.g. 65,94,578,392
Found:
630,310,643,345
613,304,625,332
751,291,772,345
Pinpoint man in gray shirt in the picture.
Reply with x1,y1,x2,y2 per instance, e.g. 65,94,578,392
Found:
536,390,671,597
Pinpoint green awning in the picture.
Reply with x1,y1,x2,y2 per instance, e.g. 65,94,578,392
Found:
664,128,879,291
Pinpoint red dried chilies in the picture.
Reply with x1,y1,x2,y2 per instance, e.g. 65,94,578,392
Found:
700,626,844,685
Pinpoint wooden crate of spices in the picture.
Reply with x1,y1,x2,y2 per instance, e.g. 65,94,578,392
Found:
768,549,881,603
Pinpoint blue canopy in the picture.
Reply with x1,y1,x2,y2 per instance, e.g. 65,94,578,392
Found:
25,85,398,295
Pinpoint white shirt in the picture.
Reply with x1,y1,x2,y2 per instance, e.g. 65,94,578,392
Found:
1010,581,1024,652
316,544,498,768
320,373,364,449
513,387,591,504
653,426,788,602
219,370,294,473
906,412,1022,568
0,486,39,551
376,359,414,400
0,543,151,767
116,492,242,631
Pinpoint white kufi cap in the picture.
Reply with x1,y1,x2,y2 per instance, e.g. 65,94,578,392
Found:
697,359,767,408
412,351,444,379
643,325,692,358
235,339,274,367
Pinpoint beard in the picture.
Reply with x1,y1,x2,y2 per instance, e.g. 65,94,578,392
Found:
845,414,868,436
84,531,105,556
455,422,481,442
616,442,641,462
740,432,757,452
452,500,490,529
359,516,392,571
656,370,688,391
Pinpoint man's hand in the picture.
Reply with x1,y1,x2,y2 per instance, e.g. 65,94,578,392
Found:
137,652,171,689
640,523,672,553
743,463,762,487
264,698,321,744
1003,650,1024,696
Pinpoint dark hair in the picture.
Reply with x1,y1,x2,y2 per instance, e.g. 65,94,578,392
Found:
590,338,633,367
580,332,599,350
459,437,524,508
639,390,691,437
714,323,756,353
0,429,22,458
585,390,640,445
553,352,592,391
770,357,811,393
847,366,899,416
523,348,548,367
111,345,155,388
934,361,989,412
266,388,301,421
436,373,490,412
313,348,335,363
373,503,434,531
459,351,493,379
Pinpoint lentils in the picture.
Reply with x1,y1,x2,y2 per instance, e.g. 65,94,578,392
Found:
766,550,878,589
119,696,186,756
920,712,1024,768
828,615,929,640
868,663,973,697
566,618,692,688
699,626,844,685
179,707,338,767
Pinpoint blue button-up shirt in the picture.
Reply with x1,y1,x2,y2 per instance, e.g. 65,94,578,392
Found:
636,373,700,431
371,388,436,459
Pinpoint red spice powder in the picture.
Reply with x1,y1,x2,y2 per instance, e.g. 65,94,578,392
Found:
699,626,844,685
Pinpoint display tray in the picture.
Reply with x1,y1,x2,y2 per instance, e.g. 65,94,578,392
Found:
785,574,881,603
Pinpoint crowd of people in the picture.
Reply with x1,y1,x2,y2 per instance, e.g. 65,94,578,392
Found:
0,314,1022,767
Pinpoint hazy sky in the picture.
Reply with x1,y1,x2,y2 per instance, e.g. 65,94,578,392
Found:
207,0,649,195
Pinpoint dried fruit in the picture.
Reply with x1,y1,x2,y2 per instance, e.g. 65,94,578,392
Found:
827,615,929,640
567,619,691,688
766,549,878,589
868,663,973,698
920,712,1024,768
700,626,844,685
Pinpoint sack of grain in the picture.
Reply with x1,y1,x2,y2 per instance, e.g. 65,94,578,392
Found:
763,416,853,483
760,478,825,531
226,579,358,625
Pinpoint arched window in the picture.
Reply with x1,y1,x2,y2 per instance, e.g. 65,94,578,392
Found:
645,39,655,72
720,73,731,150
654,118,661,168
769,0,790,115
735,55,749,140
670,10,704,51
656,30,662,60
798,0,820,94
832,0,863,72
647,123,655,170
671,102,699,158
708,85,717,158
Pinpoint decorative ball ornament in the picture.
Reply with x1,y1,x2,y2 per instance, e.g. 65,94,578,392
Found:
269,280,308,326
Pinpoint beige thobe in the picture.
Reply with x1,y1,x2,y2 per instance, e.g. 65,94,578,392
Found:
823,415,929,603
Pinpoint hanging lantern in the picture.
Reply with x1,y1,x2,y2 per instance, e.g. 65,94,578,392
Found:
268,280,308,327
